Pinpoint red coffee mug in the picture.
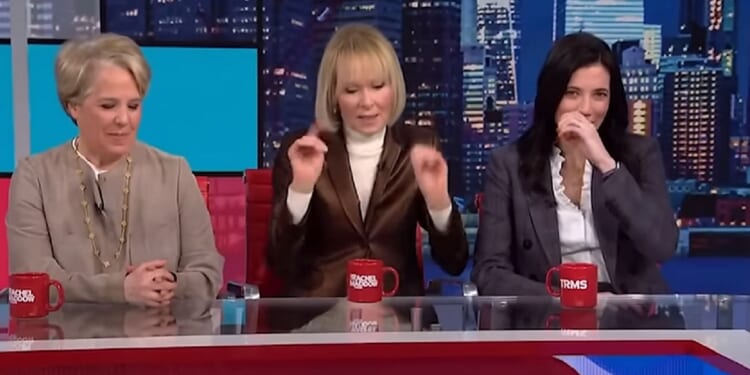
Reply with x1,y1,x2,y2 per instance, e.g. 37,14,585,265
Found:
545,309,598,330
545,263,598,309
347,259,399,303
9,273,65,318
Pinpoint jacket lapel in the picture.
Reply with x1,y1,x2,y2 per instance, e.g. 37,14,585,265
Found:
591,168,618,284
364,128,401,230
322,131,366,239
526,163,561,267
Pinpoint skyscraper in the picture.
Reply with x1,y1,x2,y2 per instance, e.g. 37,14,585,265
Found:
678,0,737,73
403,0,464,196
642,24,662,67
660,55,731,184
621,45,661,137
564,0,644,46
261,1,315,167
104,0,146,38
477,0,520,106
0,1,9,37
148,0,255,42
0,0,99,39
106,0,255,42
461,44,488,199
313,1,402,59
552,0,566,41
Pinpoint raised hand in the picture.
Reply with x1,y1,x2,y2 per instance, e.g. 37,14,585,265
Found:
288,123,328,193
410,144,451,210
557,111,616,172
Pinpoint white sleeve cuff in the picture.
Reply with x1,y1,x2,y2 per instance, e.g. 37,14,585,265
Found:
286,187,313,225
428,205,453,233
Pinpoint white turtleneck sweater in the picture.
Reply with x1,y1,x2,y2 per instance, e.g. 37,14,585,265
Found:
286,127,452,232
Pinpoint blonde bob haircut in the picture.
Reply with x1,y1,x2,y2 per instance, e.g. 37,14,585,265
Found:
315,23,406,132
55,33,151,123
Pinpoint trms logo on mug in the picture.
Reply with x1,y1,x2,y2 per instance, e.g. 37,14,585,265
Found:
560,279,588,290
545,263,598,309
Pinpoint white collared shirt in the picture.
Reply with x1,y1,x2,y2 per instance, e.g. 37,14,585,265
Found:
72,138,106,179
549,147,611,283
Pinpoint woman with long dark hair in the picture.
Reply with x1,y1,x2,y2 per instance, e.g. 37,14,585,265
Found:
472,32,677,295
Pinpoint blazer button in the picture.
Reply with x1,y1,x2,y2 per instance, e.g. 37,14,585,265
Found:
522,239,532,250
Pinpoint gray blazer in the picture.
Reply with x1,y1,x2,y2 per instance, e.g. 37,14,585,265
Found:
472,135,678,295
6,141,224,303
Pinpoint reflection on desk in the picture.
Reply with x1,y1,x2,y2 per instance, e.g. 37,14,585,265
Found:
481,296,688,331
2,299,215,340
0,295,748,373
0,294,747,340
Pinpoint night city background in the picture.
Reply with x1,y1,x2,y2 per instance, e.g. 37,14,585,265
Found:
2,0,750,259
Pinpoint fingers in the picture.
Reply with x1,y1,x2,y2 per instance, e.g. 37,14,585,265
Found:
410,144,444,166
558,111,594,134
128,267,177,307
557,112,588,141
157,291,175,305
307,122,320,136
133,259,167,273
142,287,174,307
142,290,164,307
148,268,175,283
557,123,581,141
290,135,328,156
559,111,589,125
153,279,177,293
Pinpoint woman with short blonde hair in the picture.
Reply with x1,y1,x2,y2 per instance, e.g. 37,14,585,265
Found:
268,23,468,298
7,33,224,306
314,23,406,132
55,33,151,123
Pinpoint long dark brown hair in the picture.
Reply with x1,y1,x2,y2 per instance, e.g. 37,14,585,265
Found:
517,32,633,198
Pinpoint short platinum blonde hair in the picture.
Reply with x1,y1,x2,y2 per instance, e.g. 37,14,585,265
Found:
315,23,406,131
55,33,151,121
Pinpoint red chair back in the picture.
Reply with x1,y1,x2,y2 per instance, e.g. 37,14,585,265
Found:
245,169,284,296
475,192,484,218
196,176,210,209
196,174,247,293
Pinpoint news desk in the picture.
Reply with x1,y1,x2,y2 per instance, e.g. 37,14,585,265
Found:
0,294,748,374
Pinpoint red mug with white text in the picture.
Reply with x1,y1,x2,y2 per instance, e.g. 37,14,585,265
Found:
545,263,598,309
347,259,399,303
9,273,65,319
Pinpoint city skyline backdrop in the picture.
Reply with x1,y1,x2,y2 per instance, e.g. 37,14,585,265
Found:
2,0,750,256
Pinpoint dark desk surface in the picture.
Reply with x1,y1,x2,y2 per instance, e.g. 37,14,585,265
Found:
0,294,748,373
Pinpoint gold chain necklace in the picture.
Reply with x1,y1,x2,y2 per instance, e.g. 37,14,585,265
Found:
73,139,132,269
